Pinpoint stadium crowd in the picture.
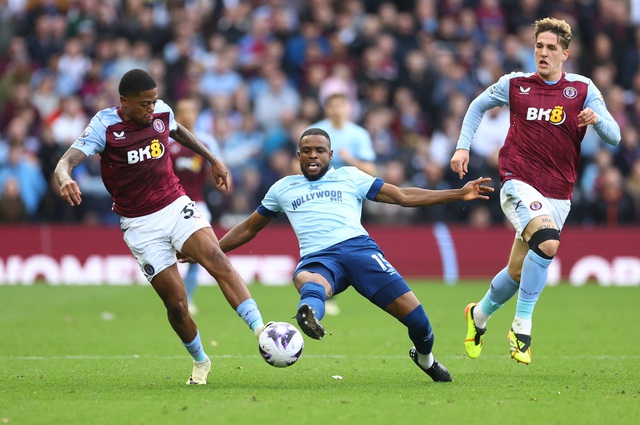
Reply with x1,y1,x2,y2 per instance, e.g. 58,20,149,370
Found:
0,0,639,227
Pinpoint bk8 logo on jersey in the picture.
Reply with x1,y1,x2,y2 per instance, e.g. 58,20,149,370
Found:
526,105,566,125
127,139,165,164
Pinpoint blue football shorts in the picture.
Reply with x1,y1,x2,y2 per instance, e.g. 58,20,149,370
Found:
294,235,411,309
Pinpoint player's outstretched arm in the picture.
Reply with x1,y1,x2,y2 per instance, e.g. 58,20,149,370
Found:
219,210,274,253
374,176,493,207
55,147,87,206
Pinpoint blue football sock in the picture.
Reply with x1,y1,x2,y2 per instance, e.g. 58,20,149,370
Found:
298,282,327,321
236,298,264,332
515,250,552,324
478,267,520,319
184,263,198,304
182,330,207,362
400,305,434,356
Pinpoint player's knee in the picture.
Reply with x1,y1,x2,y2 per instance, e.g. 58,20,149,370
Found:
527,228,560,259
165,297,189,323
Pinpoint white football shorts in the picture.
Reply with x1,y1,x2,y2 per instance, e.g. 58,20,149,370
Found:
120,195,211,282
500,179,571,240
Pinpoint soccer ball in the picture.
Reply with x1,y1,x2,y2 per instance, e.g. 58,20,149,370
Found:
258,322,304,368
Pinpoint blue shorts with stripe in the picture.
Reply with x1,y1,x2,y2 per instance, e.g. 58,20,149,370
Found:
293,235,411,309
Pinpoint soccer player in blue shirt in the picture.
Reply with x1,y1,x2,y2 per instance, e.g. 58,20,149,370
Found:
450,18,621,364
218,128,494,382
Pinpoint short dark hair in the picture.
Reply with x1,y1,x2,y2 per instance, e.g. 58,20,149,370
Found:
299,127,331,148
119,69,157,97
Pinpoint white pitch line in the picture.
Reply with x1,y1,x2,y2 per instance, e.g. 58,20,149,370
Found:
2,354,640,360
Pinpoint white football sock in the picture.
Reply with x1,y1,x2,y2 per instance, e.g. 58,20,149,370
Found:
418,352,434,369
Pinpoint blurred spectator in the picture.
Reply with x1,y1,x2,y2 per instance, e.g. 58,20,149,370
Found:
1,81,41,136
237,11,274,76
310,92,376,176
253,67,300,132
49,95,88,148
0,143,47,219
0,176,27,223
1,116,40,158
30,71,60,120
362,106,396,164
56,37,91,95
614,125,640,177
25,14,64,68
390,86,429,147
199,47,244,98
590,166,636,225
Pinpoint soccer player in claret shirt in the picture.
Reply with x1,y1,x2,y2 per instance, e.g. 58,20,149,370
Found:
54,69,267,385
450,17,621,364
218,128,494,382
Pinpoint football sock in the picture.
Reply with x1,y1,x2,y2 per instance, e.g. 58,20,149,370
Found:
236,298,264,333
400,305,434,360
183,263,199,304
476,267,519,328
182,330,208,362
417,352,435,370
514,250,553,335
298,282,327,321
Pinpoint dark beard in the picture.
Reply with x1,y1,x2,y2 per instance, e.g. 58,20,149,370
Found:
301,163,330,181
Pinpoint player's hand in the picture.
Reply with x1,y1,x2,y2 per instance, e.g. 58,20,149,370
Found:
59,180,82,206
578,107,598,128
460,177,494,201
450,149,470,179
209,160,233,192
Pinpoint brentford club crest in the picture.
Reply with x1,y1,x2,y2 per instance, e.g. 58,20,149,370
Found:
563,87,577,99
153,119,165,133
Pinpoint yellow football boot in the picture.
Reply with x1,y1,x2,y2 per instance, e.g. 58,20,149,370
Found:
464,303,486,359
507,329,532,364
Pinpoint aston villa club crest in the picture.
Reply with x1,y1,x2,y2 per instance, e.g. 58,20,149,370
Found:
153,119,166,133
563,87,577,99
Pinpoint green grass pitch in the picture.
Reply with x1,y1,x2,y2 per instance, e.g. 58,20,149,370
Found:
1,282,638,424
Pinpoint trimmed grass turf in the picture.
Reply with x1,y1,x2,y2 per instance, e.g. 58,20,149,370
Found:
0,282,638,425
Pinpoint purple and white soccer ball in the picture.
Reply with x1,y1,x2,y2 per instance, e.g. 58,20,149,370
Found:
258,322,304,368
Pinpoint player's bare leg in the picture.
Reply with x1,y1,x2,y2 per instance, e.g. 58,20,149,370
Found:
150,266,211,384
181,228,265,336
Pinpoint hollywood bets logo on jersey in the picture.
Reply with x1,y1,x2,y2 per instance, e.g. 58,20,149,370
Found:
525,105,566,125
127,138,165,164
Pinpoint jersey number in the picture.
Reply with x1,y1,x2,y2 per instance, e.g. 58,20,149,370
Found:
181,202,196,219
371,253,392,271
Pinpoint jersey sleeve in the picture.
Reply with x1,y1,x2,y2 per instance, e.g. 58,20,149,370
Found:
71,114,107,156
456,73,511,150
343,167,380,199
259,179,284,215
157,99,178,132
585,82,621,146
